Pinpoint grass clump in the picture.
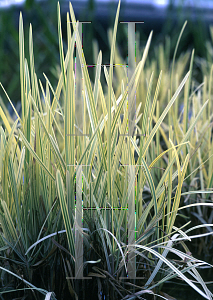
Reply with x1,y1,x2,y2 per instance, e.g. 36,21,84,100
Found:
0,1,212,299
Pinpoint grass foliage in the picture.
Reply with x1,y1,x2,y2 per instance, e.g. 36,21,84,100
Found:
0,1,213,299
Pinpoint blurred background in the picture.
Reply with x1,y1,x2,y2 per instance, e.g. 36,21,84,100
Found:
0,0,213,112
